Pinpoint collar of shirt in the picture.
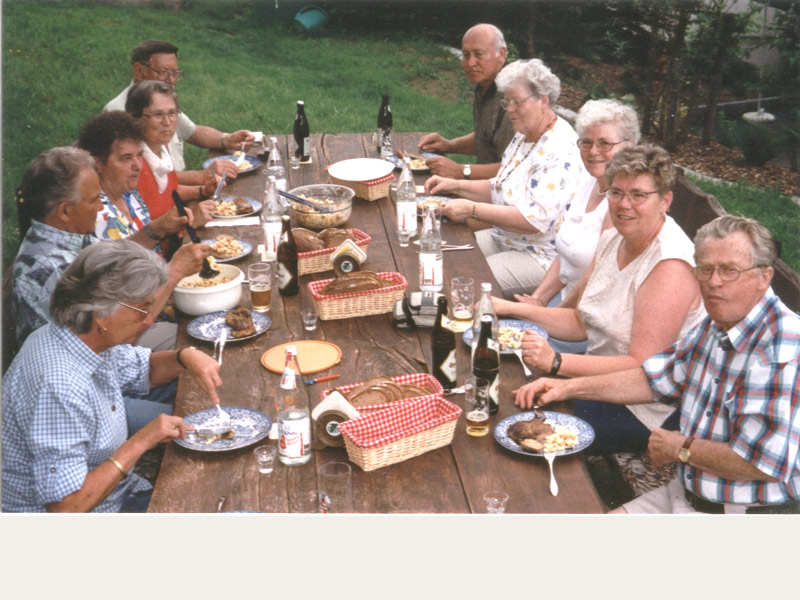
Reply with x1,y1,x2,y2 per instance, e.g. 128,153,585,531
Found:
712,288,777,353
29,219,97,252
50,324,104,375
475,80,499,104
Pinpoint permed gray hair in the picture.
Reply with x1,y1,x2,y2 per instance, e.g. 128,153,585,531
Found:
605,144,675,194
575,99,641,144
693,215,777,268
50,239,168,334
19,147,96,222
125,79,180,119
495,59,561,107
463,23,507,52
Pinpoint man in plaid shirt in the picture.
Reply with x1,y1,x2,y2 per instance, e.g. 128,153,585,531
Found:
515,215,800,514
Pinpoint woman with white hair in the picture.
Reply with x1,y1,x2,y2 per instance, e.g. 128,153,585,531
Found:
1,240,221,512
425,58,585,298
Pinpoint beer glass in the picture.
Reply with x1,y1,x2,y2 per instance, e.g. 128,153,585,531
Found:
318,462,353,513
450,276,474,328
464,377,490,437
248,262,272,313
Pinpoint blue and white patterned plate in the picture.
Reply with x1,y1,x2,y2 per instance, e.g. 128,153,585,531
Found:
462,319,548,355
212,196,262,218
175,406,272,452
202,154,262,174
384,152,437,171
494,411,595,457
202,238,253,263
187,310,271,343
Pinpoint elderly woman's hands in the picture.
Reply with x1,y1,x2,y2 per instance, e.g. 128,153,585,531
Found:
512,377,570,409
200,173,220,199
150,206,193,238
132,414,192,450
168,242,211,279
181,347,223,404
439,198,475,223
206,159,238,180
519,329,557,373
191,199,217,228
424,175,459,196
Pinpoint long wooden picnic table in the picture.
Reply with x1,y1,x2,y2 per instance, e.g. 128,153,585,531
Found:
148,132,605,513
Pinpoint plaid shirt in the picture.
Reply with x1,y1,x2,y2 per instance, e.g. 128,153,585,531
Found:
1,324,153,512
643,289,800,505
11,220,97,345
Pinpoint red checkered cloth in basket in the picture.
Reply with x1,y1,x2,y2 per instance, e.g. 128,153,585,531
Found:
321,372,443,407
297,228,371,258
337,396,461,449
308,271,407,301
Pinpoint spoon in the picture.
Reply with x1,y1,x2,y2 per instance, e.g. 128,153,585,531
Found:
544,452,558,496
512,348,532,377
171,191,220,279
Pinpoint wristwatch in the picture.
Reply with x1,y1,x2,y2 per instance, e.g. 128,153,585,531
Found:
548,351,562,376
678,437,694,463
462,164,471,179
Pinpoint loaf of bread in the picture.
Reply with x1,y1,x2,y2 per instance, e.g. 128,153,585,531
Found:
319,271,391,295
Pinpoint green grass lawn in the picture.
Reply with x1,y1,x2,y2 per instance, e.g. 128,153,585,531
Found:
3,0,798,276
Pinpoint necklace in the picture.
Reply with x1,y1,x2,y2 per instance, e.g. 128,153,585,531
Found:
493,135,538,193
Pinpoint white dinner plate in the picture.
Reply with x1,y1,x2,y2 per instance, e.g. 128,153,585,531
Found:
328,158,394,182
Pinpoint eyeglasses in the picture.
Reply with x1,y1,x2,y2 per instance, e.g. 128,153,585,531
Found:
692,264,763,282
606,188,661,205
500,94,535,110
141,110,181,122
137,61,184,82
118,300,154,317
577,138,627,152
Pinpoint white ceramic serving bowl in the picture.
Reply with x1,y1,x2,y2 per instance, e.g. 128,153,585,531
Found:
173,263,244,316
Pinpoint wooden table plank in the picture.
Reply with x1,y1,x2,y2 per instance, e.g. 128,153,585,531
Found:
148,132,605,514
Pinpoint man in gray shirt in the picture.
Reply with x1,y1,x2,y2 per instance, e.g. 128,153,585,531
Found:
418,24,514,181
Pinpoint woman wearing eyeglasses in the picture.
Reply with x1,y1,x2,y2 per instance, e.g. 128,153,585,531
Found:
125,80,218,230
424,59,584,299
497,145,706,454
1,240,221,513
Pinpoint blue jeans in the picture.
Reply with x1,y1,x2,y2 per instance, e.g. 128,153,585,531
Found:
574,400,680,455
124,380,176,435
119,487,153,513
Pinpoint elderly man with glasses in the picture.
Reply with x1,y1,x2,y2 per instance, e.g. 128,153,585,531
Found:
103,39,254,181
522,215,800,514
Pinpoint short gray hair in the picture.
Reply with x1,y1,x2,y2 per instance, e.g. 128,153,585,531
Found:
693,215,777,268
19,146,96,223
463,23,506,51
125,79,180,119
50,240,168,333
575,99,641,143
495,59,561,106
605,144,675,195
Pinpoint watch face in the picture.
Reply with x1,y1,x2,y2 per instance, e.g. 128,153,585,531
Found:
678,448,690,463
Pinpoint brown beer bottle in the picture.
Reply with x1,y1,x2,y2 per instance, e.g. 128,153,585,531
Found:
277,215,299,296
431,295,457,390
472,314,500,415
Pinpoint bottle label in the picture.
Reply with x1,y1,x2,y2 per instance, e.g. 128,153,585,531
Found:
419,253,443,287
302,138,310,157
397,202,418,234
278,416,310,458
276,261,294,289
263,222,282,256
487,372,500,407
280,367,296,389
439,349,457,383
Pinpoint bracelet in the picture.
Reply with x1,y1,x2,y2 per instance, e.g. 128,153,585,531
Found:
221,132,228,150
143,222,164,241
107,457,126,477
176,346,195,369
472,203,479,220
548,351,562,376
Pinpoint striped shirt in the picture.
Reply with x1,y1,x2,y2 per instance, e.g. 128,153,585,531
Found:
643,288,800,505
1,324,153,512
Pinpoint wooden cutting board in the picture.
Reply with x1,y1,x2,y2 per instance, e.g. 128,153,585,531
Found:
260,340,342,375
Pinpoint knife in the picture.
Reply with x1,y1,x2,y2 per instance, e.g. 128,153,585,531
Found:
211,173,227,201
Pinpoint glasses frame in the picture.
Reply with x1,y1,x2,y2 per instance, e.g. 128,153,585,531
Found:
606,188,661,205
577,138,627,152
500,94,535,111
137,61,184,82
141,110,182,122
118,300,154,317
692,264,764,282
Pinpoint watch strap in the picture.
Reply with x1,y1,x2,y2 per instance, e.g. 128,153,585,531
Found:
548,351,562,376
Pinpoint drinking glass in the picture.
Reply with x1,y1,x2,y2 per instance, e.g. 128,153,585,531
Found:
484,491,509,513
301,308,318,331
253,445,277,474
464,377,490,437
318,462,353,513
450,277,474,324
248,263,272,313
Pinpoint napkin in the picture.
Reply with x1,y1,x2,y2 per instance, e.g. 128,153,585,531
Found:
205,216,260,228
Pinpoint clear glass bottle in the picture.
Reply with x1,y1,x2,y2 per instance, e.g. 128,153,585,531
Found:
261,176,283,261
267,136,286,191
277,345,312,466
418,203,443,292
377,93,393,158
395,155,417,247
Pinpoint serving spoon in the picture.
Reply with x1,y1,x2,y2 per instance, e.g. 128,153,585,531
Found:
171,191,220,279
277,189,336,214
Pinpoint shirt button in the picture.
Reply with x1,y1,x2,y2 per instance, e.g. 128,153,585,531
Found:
686,473,693,480
714,378,720,384
50,468,56,473
112,405,116,411
706,411,712,417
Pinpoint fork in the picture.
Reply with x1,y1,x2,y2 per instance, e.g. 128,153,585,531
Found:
215,329,228,366
513,348,532,377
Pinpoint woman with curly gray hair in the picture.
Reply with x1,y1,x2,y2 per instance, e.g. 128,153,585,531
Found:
425,58,585,298
1,240,221,513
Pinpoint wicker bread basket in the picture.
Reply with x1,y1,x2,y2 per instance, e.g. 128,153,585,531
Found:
337,387,461,471
298,228,371,275
328,172,394,202
321,372,444,407
308,271,407,320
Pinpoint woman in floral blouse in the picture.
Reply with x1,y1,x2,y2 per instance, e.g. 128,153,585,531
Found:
425,59,585,298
